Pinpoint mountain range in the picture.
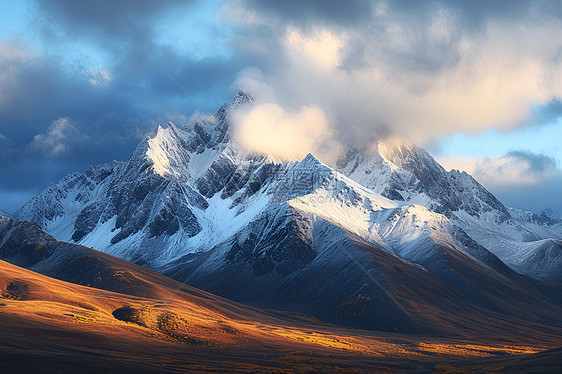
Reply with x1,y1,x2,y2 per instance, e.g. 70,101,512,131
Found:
2,91,562,371
10,91,562,329
3,214,560,372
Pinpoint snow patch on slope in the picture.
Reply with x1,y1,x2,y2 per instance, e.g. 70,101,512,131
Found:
453,210,562,282
146,124,188,178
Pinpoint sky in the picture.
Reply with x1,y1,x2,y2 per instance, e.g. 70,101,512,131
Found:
0,0,561,216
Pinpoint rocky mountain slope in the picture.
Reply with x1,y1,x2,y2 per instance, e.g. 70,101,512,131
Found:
3,217,560,373
2,215,562,342
11,91,562,329
335,138,562,284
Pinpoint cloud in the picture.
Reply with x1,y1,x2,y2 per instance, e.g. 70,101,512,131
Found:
0,1,254,210
3,0,562,214
474,152,558,186
284,27,344,70
241,0,374,27
232,103,332,161
239,0,562,32
534,98,562,124
28,117,86,156
440,151,560,186
226,0,562,150
504,151,559,175
439,151,562,214
87,67,112,87
35,0,194,49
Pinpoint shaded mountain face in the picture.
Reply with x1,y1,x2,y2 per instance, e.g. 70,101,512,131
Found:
12,91,562,330
2,226,560,374
0,215,184,299
2,215,562,341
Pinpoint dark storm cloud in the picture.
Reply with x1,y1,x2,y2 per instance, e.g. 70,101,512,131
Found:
238,0,562,76
0,44,242,194
29,0,252,107
244,0,562,28
0,0,254,212
386,0,560,28
36,0,191,39
32,0,243,95
243,0,374,27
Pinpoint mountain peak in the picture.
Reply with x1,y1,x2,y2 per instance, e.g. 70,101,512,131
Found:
145,122,189,177
299,153,322,168
136,91,257,180
231,90,254,107
376,137,419,166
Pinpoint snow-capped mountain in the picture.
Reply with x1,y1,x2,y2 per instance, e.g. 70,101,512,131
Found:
13,91,562,327
0,209,9,217
508,207,562,227
335,139,510,221
336,139,562,284
15,91,273,264
3,214,562,340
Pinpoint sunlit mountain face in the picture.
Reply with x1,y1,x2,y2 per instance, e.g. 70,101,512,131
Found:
2,1,562,372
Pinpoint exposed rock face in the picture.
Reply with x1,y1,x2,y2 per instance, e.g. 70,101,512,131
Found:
14,91,263,264
225,206,316,276
336,140,510,221
12,90,562,313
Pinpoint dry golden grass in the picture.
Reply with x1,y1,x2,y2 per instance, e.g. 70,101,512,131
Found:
0,259,559,373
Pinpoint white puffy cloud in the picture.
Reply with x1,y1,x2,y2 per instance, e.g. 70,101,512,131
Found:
439,151,562,213
439,151,560,187
284,27,344,70
232,103,334,161
29,117,86,157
